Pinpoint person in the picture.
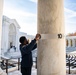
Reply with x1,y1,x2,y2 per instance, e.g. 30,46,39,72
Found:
19,34,41,75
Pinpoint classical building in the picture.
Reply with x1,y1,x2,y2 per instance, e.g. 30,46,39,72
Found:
66,32,76,48
66,36,76,47
66,36,76,53
1,16,20,54
1,16,34,55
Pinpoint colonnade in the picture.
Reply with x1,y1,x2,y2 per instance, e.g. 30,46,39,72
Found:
66,39,76,47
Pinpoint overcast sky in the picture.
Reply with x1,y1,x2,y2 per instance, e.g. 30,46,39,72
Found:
3,0,76,35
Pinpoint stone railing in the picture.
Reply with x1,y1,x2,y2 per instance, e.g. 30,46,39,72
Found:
66,55,76,74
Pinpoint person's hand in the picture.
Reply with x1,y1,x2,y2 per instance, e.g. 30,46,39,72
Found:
35,34,41,41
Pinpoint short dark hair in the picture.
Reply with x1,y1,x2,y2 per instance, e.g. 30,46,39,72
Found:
19,36,27,44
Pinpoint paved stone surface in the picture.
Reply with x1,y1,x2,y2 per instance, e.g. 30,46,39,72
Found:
8,69,76,75
0,67,75,75
8,68,37,75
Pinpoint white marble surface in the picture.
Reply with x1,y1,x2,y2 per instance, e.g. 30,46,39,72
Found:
37,0,66,75
8,69,76,75
0,0,3,55
0,67,76,75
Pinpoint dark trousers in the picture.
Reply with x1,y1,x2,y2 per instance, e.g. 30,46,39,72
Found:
21,67,32,75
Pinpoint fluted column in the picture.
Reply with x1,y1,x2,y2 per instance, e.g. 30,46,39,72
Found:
37,0,66,75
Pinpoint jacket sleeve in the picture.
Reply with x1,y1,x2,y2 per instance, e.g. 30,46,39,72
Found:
22,39,36,53
32,44,37,50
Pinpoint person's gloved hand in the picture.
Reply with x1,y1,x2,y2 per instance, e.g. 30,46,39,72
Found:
35,34,41,41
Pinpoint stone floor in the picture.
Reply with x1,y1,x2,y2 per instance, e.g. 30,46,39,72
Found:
8,71,76,75
8,68,37,75
8,69,76,75
0,67,75,75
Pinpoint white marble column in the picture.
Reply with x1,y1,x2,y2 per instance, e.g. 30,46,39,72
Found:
37,0,66,75
68,39,71,47
16,29,19,51
66,39,68,47
72,39,75,47
0,0,6,75
0,0,3,55
4,23,9,52
1,23,5,55
75,39,76,47
67,39,69,47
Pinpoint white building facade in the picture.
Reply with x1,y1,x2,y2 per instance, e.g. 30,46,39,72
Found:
1,16,20,54
1,16,34,55
66,36,76,47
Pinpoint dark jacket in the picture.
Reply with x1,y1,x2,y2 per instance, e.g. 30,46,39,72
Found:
20,39,37,68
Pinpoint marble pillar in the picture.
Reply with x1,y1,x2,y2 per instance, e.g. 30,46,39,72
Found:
0,0,3,55
66,40,68,47
37,0,66,75
16,29,19,51
68,39,71,47
6,24,9,51
72,39,75,47
75,39,76,47
0,0,6,75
